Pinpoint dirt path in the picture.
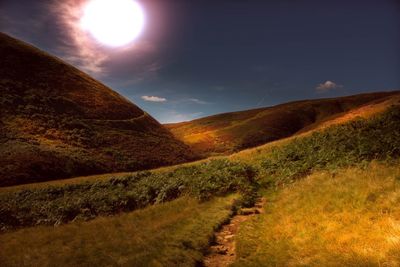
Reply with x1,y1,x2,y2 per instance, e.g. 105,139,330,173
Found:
203,198,266,267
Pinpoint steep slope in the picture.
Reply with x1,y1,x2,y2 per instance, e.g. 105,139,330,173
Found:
166,91,400,156
0,32,196,186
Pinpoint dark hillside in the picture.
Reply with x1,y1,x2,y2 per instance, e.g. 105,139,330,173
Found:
0,32,196,186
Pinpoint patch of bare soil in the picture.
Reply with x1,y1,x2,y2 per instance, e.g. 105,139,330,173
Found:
203,198,266,267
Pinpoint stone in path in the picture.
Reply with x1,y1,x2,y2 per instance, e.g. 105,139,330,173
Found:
203,198,266,267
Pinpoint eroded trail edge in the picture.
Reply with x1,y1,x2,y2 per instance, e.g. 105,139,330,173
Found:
203,197,266,267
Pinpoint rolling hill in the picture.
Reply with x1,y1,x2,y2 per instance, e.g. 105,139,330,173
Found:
1,99,399,266
0,32,196,186
166,91,400,156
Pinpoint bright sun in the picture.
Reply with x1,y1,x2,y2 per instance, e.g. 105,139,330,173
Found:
81,0,145,47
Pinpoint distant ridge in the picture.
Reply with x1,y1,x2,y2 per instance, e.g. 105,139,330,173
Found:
0,32,196,186
166,91,400,156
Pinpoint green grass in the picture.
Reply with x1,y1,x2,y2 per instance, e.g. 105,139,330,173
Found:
258,105,400,187
0,159,257,230
1,101,400,266
0,195,238,267
234,162,400,266
2,106,399,231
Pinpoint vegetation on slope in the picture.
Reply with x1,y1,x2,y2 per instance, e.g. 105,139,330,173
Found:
167,91,399,156
1,105,399,231
0,32,196,186
259,105,400,186
0,195,238,267
1,98,400,266
234,162,400,266
0,160,257,230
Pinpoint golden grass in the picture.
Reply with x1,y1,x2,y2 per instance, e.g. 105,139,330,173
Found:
168,92,399,156
231,95,400,164
3,95,399,193
0,194,238,267
234,161,400,266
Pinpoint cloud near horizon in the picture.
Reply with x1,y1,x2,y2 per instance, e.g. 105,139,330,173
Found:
141,95,167,102
316,80,343,92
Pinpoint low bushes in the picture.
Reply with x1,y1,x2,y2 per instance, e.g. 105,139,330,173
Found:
261,106,400,186
0,159,257,230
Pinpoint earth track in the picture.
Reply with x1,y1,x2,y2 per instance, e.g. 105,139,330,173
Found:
203,197,266,267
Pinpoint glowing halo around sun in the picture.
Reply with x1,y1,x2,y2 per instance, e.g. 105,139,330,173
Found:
80,0,145,47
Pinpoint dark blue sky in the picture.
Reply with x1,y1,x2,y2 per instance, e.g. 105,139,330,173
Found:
1,0,399,122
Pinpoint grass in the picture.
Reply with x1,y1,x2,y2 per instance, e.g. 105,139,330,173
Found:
234,161,400,266
2,105,399,231
0,194,238,267
255,105,400,187
0,32,196,187
1,94,400,266
0,159,257,230
167,91,399,156
0,156,224,193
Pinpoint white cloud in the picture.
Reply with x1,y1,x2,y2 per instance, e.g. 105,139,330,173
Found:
316,80,343,92
141,95,167,102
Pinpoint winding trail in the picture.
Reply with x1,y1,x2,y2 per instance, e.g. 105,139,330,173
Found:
203,197,266,267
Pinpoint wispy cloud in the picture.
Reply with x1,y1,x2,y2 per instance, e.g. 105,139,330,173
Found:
108,62,162,87
46,0,159,78
316,80,343,92
187,98,211,105
48,0,108,75
141,95,167,102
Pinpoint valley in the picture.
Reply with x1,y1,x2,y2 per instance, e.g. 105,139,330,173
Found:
1,94,400,266
1,32,400,267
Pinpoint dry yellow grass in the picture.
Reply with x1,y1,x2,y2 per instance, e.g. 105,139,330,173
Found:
234,161,400,266
0,194,238,267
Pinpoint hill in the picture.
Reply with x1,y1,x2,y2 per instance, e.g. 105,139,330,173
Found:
0,32,196,186
166,91,400,156
1,101,399,266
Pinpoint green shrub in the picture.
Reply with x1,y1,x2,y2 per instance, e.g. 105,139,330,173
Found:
0,159,258,230
260,106,400,186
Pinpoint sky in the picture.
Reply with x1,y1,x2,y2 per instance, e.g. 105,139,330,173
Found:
1,0,399,123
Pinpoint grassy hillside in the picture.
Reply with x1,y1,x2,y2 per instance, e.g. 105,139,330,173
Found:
234,162,400,266
1,94,399,266
0,160,257,230
167,91,399,156
0,32,196,186
0,195,238,267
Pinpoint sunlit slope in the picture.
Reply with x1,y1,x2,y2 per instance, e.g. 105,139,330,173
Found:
235,162,400,266
167,91,399,156
232,92,400,163
0,32,196,186
0,95,399,267
0,195,238,267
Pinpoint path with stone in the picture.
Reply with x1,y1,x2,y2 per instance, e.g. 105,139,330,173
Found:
203,197,266,267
